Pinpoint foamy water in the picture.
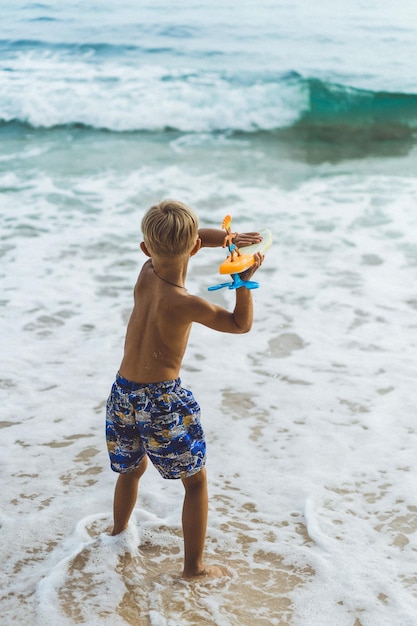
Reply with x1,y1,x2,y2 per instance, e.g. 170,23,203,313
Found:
1,1,417,624
2,161,417,624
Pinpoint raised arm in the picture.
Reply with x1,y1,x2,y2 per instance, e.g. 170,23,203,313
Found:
185,252,264,334
186,288,253,334
198,228,262,249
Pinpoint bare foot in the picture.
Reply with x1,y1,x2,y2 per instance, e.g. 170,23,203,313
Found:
182,564,231,579
107,525,127,536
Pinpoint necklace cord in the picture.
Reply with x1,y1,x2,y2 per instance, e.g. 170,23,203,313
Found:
153,267,185,290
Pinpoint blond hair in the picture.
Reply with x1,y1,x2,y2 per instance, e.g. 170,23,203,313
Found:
141,200,199,257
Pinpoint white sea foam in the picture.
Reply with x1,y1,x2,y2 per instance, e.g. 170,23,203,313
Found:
1,158,417,623
0,51,305,132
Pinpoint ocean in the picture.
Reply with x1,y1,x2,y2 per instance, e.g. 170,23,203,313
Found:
1,1,417,624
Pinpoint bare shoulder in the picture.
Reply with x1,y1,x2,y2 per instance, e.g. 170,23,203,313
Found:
134,259,153,288
181,291,216,314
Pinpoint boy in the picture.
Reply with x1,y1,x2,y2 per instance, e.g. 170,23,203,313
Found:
106,199,263,578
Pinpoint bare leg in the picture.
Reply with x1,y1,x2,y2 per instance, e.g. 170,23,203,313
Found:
111,456,148,535
181,468,228,578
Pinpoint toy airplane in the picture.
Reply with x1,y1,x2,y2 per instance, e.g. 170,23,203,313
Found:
208,215,272,291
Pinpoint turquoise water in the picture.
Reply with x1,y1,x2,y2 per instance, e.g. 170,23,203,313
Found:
1,2,417,625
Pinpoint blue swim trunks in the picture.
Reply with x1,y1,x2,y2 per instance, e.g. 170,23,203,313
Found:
106,373,206,479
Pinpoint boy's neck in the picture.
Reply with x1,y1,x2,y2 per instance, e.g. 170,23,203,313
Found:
151,254,189,290
153,266,186,290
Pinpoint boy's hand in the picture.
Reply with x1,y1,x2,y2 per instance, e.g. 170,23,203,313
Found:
239,252,264,281
233,232,262,247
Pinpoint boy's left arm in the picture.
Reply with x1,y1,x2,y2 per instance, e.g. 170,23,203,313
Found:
198,228,262,248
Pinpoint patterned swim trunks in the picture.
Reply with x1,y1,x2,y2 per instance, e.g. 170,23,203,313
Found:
106,373,206,479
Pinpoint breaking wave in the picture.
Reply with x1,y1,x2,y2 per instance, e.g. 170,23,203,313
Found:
1,44,416,142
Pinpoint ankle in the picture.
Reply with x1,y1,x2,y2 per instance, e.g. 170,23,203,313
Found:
111,524,128,536
182,559,204,578
182,562,231,579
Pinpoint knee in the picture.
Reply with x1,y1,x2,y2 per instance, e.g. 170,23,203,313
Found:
182,467,207,492
136,455,148,476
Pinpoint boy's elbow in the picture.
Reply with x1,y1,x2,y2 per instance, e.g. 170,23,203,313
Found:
232,316,252,333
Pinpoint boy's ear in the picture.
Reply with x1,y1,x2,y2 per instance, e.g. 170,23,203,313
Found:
190,237,201,257
140,241,152,257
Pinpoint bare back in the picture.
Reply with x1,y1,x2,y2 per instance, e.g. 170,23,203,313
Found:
119,243,260,384
119,259,192,383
